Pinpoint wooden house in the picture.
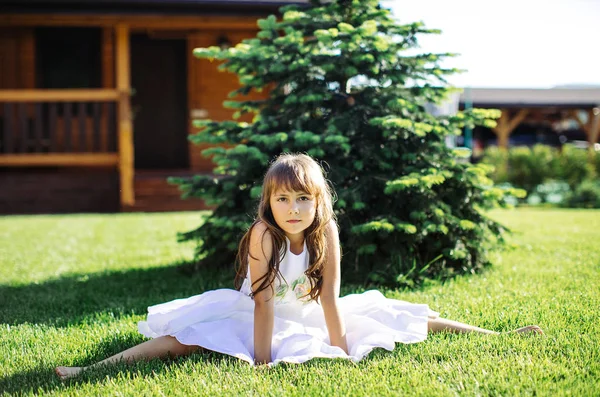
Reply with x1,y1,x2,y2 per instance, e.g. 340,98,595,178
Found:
0,0,302,214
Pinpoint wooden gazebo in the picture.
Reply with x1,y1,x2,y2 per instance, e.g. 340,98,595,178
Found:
0,0,300,214
460,88,600,150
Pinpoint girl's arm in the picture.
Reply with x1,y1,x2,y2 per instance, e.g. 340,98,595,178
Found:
248,221,275,365
320,220,349,354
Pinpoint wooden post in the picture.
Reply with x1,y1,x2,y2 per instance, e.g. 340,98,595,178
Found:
115,24,134,207
493,109,510,149
492,108,529,149
497,130,510,149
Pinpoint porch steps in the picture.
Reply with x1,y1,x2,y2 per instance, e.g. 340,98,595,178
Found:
127,170,212,213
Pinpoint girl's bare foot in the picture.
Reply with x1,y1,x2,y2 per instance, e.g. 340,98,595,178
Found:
510,325,544,335
55,366,83,380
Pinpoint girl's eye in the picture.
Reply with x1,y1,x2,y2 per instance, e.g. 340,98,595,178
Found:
299,196,310,201
277,197,287,202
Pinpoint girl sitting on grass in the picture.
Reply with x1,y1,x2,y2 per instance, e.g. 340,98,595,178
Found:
56,153,542,379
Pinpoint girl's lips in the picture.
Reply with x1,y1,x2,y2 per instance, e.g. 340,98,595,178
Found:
287,220,301,223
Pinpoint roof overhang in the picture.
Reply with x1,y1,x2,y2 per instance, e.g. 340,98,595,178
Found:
0,0,308,14
459,88,600,109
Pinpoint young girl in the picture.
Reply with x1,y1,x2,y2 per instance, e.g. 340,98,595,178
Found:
55,153,542,379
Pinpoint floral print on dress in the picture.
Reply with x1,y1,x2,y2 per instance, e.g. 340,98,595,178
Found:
291,275,312,303
271,274,312,304
275,283,289,299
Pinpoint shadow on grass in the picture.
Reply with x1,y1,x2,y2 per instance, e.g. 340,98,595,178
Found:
1,245,498,328
0,258,408,328
0,332,399,396
0,261,233,327
0,332,240,396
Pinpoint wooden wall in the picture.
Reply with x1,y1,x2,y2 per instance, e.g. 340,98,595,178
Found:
0,28,35,89
0,168,119,214
102,27,115,89
0,27,36,125
187,30,268,172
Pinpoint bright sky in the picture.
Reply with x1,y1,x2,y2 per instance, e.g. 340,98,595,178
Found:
381,0,600,88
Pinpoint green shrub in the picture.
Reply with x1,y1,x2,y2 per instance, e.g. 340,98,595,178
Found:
564,179,600,208
505,145,558,192
593,150,600,176
480,147,508,184
481,145,562,193
481,144,598,200
557,145,596,188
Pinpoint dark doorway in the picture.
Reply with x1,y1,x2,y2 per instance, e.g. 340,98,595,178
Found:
130,33,189,169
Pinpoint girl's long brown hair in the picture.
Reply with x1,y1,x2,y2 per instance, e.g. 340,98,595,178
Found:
234,153,336,302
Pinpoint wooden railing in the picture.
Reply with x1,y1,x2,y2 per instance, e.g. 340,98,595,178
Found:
0,89,119,166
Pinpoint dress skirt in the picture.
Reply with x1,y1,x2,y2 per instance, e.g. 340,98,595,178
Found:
138,289,438,366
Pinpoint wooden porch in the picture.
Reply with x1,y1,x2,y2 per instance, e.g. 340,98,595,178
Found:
0,24,136,211
0,11,266,214
0,89,118,166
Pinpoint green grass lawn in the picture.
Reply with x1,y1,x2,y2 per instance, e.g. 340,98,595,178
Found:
1,209,598,396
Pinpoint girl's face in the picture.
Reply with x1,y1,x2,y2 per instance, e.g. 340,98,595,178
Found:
269,189,317,240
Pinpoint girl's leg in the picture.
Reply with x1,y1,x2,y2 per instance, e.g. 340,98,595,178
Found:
55,336,200,380
428,317,543,335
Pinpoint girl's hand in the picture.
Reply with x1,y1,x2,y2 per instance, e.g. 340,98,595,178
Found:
254,362,272,371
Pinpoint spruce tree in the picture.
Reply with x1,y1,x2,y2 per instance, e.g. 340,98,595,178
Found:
173,0,523,287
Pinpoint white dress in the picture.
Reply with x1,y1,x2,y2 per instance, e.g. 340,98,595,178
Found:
138,237,438,366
